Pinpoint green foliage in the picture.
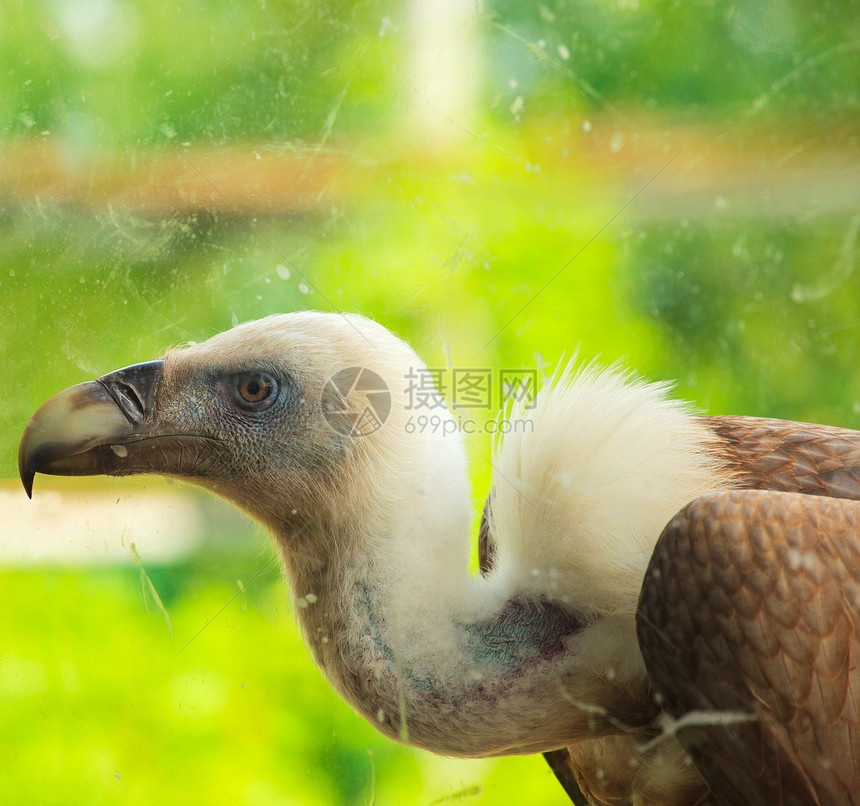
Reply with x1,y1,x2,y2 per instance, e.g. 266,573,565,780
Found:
2,0,857,145
485,0,860,122
0,0,396,143
624,214,860,419
0,562,566,805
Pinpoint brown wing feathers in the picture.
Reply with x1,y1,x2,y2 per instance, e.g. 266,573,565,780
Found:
637,489,860,805
704,416,860,501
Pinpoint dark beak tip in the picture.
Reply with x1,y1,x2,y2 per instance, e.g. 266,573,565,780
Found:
19,451,35,498
18,426,35,499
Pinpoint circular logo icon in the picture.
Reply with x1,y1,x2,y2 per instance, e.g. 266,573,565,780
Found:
321,367,391,437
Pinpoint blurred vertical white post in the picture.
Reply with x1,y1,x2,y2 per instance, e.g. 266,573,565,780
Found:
406,0,482,150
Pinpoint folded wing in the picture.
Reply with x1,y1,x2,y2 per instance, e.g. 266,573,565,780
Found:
638,487,860,806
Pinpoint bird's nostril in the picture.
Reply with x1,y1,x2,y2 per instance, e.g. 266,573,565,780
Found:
96,360,163,427
111,382,146,424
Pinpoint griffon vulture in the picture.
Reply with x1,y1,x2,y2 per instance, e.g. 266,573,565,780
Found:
19,312,860,805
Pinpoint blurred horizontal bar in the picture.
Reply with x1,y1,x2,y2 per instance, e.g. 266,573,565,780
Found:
0,141,344,214
1,122,857,218
0,477,257,566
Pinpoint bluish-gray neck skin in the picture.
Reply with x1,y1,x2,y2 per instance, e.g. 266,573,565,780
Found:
276,515,652,759
350,580,586,688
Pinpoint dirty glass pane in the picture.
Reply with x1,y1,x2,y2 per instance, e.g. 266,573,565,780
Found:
2,0,858,803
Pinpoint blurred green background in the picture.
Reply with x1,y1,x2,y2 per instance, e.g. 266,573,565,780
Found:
1,0,858,803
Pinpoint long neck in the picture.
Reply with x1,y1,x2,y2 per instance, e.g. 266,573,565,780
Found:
275,429,655,758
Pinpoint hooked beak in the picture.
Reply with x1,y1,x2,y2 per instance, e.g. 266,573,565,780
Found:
19,361,166,497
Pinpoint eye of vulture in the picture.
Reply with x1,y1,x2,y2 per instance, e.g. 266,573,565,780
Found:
19,312,860,806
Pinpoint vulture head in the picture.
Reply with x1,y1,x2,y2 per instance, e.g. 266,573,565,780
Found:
23,312,860,804
21,314,428,530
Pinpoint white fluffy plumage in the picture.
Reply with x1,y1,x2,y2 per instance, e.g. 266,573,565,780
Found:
492,361,730,610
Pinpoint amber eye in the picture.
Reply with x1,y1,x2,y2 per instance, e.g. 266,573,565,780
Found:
231,372,278,410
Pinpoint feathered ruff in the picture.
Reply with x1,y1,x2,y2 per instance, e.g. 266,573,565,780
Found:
489,360,734,615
